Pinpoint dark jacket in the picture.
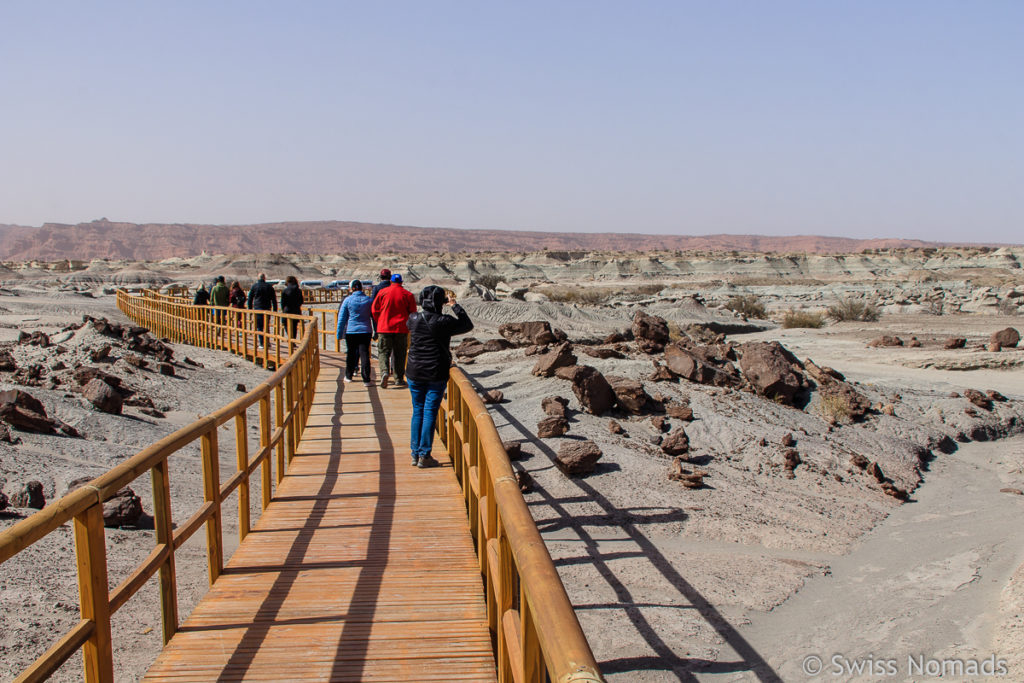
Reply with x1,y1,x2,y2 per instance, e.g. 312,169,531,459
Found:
280,283,304,315
370,280,391,302
406,286,473,383
229,287,246,308
247,280,277,311
193,287,210,305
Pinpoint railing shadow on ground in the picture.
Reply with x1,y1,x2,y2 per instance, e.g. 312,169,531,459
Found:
471,387,783,682
329,364,394,681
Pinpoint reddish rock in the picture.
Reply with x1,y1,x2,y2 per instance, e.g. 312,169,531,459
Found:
531,342,577,377
236,383,246,392
523,344,548,356
455,338,487,358
850,453,869,469
537,416,569,438
990,327,1020,348
668,456,705,488
737,341,808,405
650,416,668,432
882,403,896,416
103,487,144,527
987,390,1008,402
1000,488,1024,496
606,375,651,414
783,448,801,470
515,469,533,493
907,337,921,348
9,480,45,509
82,379,123,415
124,354,148,369
867,462,885,483
987,342,1002,352
18,330,51,347
580,346,625,360
943,337,967,349
665,402,694,421
0,423,21,444
502,440,523,461
781,432,796,447
632,310,669,344
0,350,16,372
542,396,569,418
90,344,112,362
556,440,602,475
73,366,123,389
648,362,675,382
481,389,504,404
0,491,7,510
158,363,175,376
964,389,993,410
499,321,561,346
661,428,690,455
608,419,625,434
867,336,904,347
0,389,56,434
603,330,631,344
567,366,616,415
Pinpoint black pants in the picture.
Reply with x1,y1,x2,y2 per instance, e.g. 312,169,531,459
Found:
288,318,299,338
345,333,372,382
254,311,266,346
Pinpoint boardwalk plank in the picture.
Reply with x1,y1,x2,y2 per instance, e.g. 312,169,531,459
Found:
144,352,496,682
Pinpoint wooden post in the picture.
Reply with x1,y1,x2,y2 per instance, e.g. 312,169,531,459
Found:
274,385,285,483
74,504,114,682
235,413,251,540
150,460,179,643
200,427,223,584
260,396,272,509
285,373,295,464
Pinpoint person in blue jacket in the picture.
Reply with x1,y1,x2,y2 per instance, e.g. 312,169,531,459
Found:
337,279,374,384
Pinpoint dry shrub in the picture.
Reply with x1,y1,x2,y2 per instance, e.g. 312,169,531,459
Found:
781,309,826,329
827,297,880,322
819,393,854,423
724,294,767,319
474,274,505,290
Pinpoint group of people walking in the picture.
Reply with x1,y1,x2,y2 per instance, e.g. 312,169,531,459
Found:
193,274,305,346
193,269,474,468
337,268,473,468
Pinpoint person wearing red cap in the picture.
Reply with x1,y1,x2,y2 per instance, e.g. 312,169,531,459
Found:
370,273,417,388
370,268,392,302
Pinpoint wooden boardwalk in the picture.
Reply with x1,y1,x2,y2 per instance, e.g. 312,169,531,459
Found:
144,352,497,681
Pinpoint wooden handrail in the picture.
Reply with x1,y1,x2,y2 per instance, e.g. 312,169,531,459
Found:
0,290,319,681
442,368,605,683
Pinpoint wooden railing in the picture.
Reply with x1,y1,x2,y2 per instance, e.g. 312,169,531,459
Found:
160,285,347,305
0,291,319,682
441,369,604,683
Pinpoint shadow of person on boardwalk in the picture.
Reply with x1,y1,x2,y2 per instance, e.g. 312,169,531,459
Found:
468,375,782,683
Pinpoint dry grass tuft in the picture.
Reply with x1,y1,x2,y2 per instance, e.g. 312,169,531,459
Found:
724,294,768,319
781,309,826,329
827,297,880,322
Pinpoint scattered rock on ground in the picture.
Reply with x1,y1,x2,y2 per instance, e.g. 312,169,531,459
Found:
556,440,602,475
990,327,1020,348
537,416,569,438
9,480,45,509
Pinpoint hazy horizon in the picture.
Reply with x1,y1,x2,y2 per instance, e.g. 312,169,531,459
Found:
2,2,1021,243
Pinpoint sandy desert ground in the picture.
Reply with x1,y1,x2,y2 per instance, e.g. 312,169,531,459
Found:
1,247,1022,681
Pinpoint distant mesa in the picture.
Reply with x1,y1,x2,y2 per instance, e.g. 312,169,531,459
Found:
0,218,950,261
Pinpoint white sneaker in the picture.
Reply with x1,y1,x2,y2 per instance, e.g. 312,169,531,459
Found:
344,376,353,383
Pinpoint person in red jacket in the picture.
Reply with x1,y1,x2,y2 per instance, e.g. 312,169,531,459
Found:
370,273,417,388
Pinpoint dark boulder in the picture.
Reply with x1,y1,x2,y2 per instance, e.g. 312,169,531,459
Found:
606,375,651,414
661,428,690,455
82,378,123,415
567,366,616,415
531,343,577,377
541,396,569,418
537,416,569,438
737,341,809,406
10,480,45,509
991,327,1020,348
556,440,602,475
499,321,562,346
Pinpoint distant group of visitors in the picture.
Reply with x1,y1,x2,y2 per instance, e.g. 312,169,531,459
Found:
192,274,305,347
336,268,473,468
190,268,473,468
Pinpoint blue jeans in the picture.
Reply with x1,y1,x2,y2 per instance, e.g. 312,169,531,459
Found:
408,379,447,461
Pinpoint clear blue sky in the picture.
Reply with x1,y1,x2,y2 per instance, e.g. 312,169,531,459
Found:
1,1,1021,242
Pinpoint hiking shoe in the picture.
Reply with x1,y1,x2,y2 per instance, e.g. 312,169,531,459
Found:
379,373,389,389
394,378,407,387
417,455,438,469
344,376,353,383
412,457,421,467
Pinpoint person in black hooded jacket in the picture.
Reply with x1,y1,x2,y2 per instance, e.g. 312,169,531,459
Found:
279,275,304,338
405,285,473,468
